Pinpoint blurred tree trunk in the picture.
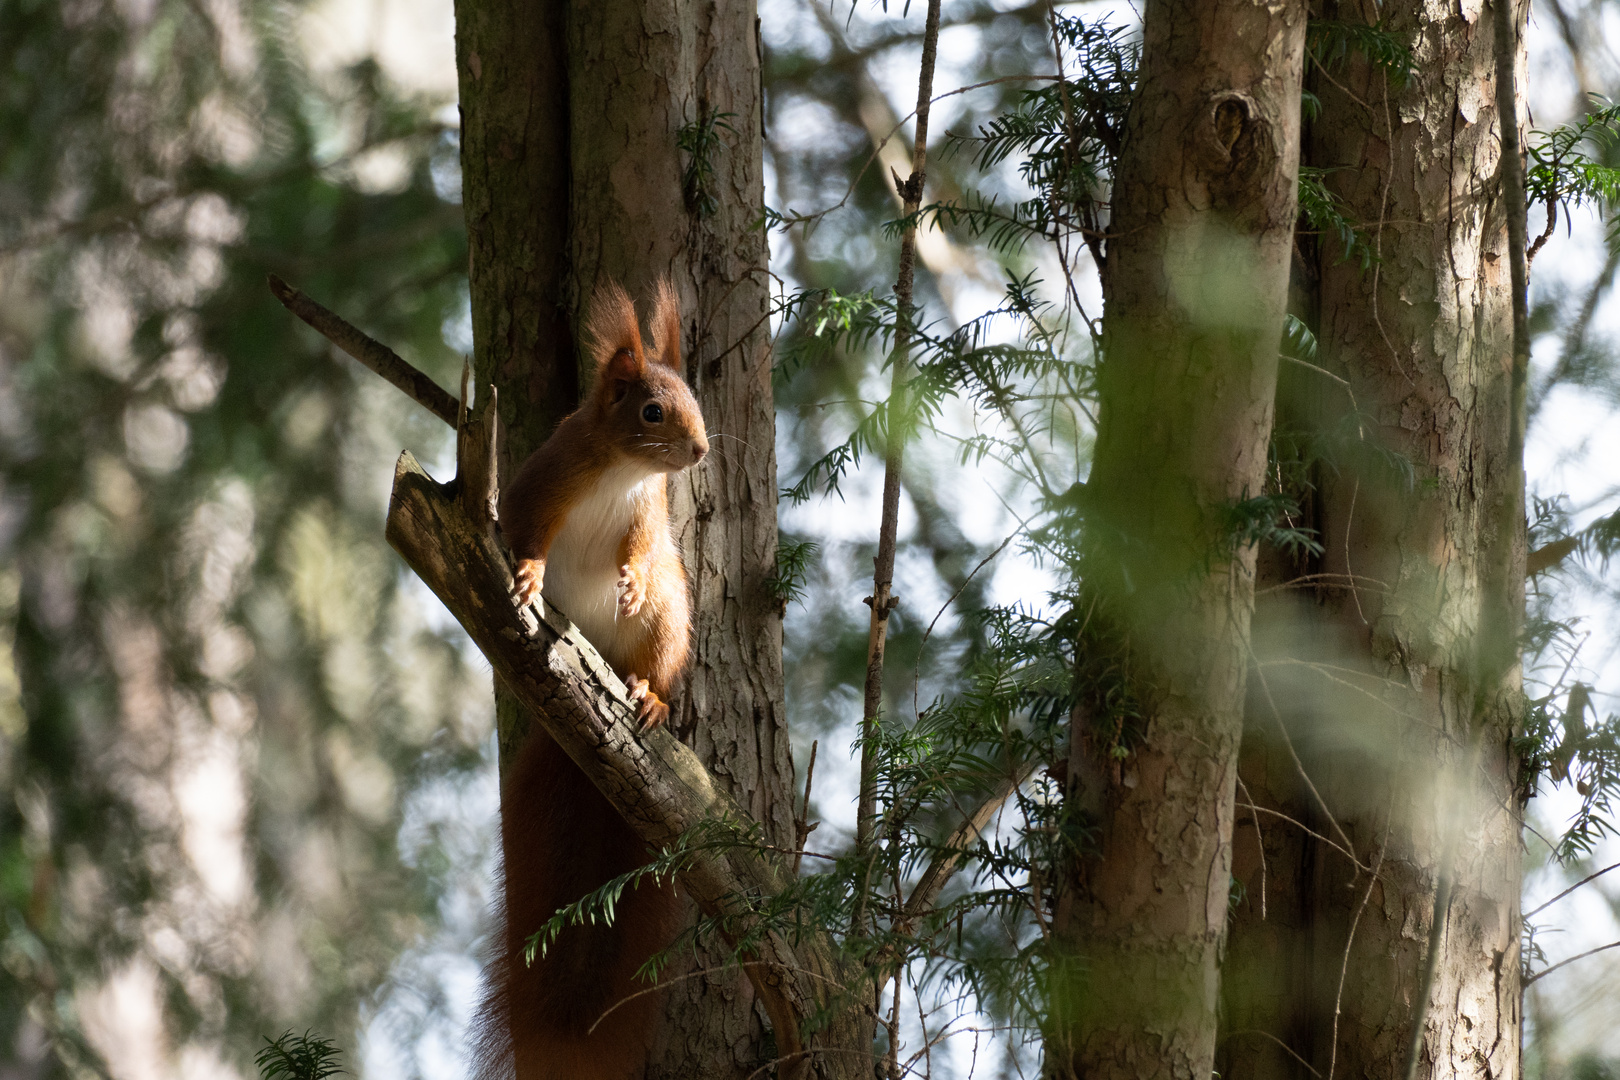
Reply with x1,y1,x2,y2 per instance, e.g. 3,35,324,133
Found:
455,1,788,1075
1219,2,1525,1077
1044,1,1306,1077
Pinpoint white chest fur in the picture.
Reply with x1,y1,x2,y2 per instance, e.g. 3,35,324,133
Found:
543,459,658,668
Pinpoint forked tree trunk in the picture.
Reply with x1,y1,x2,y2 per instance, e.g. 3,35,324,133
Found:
455,1,790,1074
1219,2,1525,1077
1045,1,1306,1077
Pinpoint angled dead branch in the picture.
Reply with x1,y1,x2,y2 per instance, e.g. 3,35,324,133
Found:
268,274,460,427
903,768,1029,923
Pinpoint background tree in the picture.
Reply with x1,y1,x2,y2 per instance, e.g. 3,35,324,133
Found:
1043,1,1305,1076
1221,6,1525,1076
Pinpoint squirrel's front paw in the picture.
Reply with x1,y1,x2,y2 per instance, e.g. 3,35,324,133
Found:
617,564,646,618
625,674,669,731
513,558,546,606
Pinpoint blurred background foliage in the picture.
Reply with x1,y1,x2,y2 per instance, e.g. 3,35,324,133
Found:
9,0,1620,1077
0,0,489,1076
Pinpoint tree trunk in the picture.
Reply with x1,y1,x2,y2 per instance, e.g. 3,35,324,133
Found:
1219,3,1525,1077
1046,2,1306,1077
455,0,790,1074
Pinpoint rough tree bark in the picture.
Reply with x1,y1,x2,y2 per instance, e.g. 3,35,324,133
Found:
454,0,791,1074
1045,2,1306,1077
1219,2,1525,1077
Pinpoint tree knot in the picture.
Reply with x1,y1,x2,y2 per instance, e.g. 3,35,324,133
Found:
1192,90,1276,207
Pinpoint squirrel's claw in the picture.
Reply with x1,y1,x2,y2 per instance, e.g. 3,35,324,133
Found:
616,563,646,618
513,558,546,607
625,674,669,731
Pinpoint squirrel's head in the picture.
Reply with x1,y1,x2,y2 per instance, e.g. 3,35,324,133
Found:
585,278,709,473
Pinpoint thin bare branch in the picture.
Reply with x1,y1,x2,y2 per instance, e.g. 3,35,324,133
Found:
1330,815,1390,1080
1524,939,1620,986
1225,1030,1321,1078
1525,859,1620,919
1248,655,1358,857
855,0,945,915
1237,801,1369,874
793,740,820,876
268,274,459,427
1235,776,1267,920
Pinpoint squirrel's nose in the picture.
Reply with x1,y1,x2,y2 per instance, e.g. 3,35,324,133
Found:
691,439,709,463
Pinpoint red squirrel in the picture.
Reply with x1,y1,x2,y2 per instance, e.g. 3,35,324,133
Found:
473,280,708,1080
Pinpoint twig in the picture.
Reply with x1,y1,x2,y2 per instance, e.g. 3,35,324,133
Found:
1524,859,1620,919
1225,1030,1321,1078
855,0,944,919
1369,60,1409,384
793,740,820,875
1345,479,1369,626
1238,801,1368,874
918,533,1015,657
1329,815,1390,1080
1248,653,1358,857
1235,776,1267,919
912,532,1015,717
588,963,766,1034
743,1047,876,1080
1279,352,1351,386
1255,572,1390,598
767,71,1059,234
267,274,459,427
1524,938,1620,986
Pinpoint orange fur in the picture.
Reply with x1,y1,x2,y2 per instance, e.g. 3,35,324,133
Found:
478,279,707,1080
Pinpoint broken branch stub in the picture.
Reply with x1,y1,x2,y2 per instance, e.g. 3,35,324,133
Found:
454,363,499,527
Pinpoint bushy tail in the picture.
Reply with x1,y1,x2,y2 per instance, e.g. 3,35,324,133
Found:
470,731,681,1080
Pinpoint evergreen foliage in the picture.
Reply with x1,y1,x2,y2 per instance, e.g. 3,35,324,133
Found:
255,1031,345,1080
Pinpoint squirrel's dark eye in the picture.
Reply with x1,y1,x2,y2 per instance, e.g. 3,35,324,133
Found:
641,402,664,424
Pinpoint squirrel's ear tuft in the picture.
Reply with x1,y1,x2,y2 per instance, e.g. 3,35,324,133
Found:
586,280,646,380
650,277,681,371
